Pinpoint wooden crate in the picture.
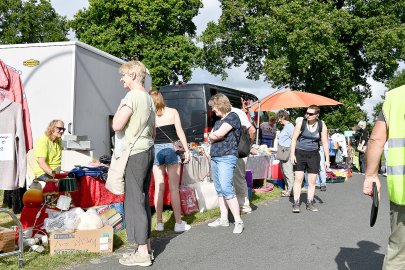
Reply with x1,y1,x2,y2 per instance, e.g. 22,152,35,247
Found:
0,227,16,253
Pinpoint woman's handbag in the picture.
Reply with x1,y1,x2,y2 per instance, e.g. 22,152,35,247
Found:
106,106,152,195
173,140,186,154
276,145,290,161
105,146,131,195
157,127,186,154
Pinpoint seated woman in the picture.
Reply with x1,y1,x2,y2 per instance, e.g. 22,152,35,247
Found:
149,90,191,232
33,120,65,180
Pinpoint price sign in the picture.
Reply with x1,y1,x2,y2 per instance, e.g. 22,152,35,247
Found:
0,134,13,161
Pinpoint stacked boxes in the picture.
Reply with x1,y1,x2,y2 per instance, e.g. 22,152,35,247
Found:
62,135,92,150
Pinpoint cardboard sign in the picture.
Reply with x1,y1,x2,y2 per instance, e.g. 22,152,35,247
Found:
0,134,13,161
49,225,113,255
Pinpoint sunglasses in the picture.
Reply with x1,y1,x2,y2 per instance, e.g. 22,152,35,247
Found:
305,112,317,116
56,127,66,132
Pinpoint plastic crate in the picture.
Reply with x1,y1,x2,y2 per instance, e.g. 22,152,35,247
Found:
0,227,16,253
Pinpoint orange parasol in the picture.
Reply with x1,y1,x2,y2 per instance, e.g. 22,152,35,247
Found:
250,91,342,112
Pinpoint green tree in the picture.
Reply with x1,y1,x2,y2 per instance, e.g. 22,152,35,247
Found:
372,68,405,120
69,0,202,88
0,0,68,44
200,0,405,130
386,68,405,89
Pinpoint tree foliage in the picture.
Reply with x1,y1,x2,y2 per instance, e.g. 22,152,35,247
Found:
0,0,68,44
69,0,203,88
372,68,405,120
200,0,405,130
386,68,405,90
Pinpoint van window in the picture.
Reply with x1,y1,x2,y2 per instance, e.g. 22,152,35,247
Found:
164,97,206,141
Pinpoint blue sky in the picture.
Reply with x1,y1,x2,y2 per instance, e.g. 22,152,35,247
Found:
50,0,388,118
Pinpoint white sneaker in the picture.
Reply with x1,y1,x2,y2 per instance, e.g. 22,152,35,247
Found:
241,205,252,214
155,223,164,231
233,221,244,234
174,221,191,232
208,218,230,227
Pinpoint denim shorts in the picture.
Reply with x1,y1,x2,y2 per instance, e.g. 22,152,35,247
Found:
153,143,181,166
211,155,238,200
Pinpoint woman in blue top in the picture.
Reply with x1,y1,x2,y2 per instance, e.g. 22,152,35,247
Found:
207,94,244,234
290,105,330,213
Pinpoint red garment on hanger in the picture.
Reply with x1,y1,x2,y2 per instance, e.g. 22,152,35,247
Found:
0,59,33,151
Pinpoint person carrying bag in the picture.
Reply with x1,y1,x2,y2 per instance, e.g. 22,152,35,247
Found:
275,110,295,197
106,106,152,195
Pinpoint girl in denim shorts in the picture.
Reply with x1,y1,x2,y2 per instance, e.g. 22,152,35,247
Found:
150,90,191,233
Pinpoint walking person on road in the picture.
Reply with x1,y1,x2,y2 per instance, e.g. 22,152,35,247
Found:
357,120,369,174
275,110,295,197
207,94,244,234
290,105,330,213
363,84,405,270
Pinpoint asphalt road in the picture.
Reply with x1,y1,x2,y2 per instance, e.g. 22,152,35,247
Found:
71,173,389,270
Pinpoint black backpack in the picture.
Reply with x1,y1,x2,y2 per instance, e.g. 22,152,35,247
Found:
231,114,251,158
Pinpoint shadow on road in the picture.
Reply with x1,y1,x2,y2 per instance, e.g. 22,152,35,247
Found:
335,240,384,270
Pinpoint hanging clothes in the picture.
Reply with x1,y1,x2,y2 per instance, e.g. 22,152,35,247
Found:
0,98,27,190
0,59,33,151
331,133,348,157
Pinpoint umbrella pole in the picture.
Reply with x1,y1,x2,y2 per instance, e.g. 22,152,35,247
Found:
256,103,261,145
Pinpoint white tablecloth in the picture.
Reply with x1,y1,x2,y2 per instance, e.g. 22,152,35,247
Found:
182,155,211,184
245,155,274,179
182,154,274,184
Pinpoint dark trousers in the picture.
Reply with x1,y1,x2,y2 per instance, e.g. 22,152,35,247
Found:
124,147,154,245
359,152,366,173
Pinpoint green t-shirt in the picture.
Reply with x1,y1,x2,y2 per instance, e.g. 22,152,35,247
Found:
121,90,155,155
33,134,63,177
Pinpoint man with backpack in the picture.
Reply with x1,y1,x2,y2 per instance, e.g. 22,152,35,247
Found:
290,105,330,213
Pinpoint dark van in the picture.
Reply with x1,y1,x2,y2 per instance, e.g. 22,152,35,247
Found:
159,83,258,143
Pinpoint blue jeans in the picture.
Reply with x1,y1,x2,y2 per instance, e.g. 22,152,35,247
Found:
316,146,326,186
211,155,238,200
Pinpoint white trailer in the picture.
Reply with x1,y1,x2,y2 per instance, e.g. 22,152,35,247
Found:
0,41,152,158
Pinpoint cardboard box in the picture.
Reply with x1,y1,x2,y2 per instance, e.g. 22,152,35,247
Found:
0,227,16,252
49,225,113,255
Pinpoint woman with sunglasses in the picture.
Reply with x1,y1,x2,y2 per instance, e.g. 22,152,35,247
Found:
289,105,330,213
33,119,65,180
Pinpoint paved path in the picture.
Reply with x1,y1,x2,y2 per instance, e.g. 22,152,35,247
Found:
71,173,389,270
